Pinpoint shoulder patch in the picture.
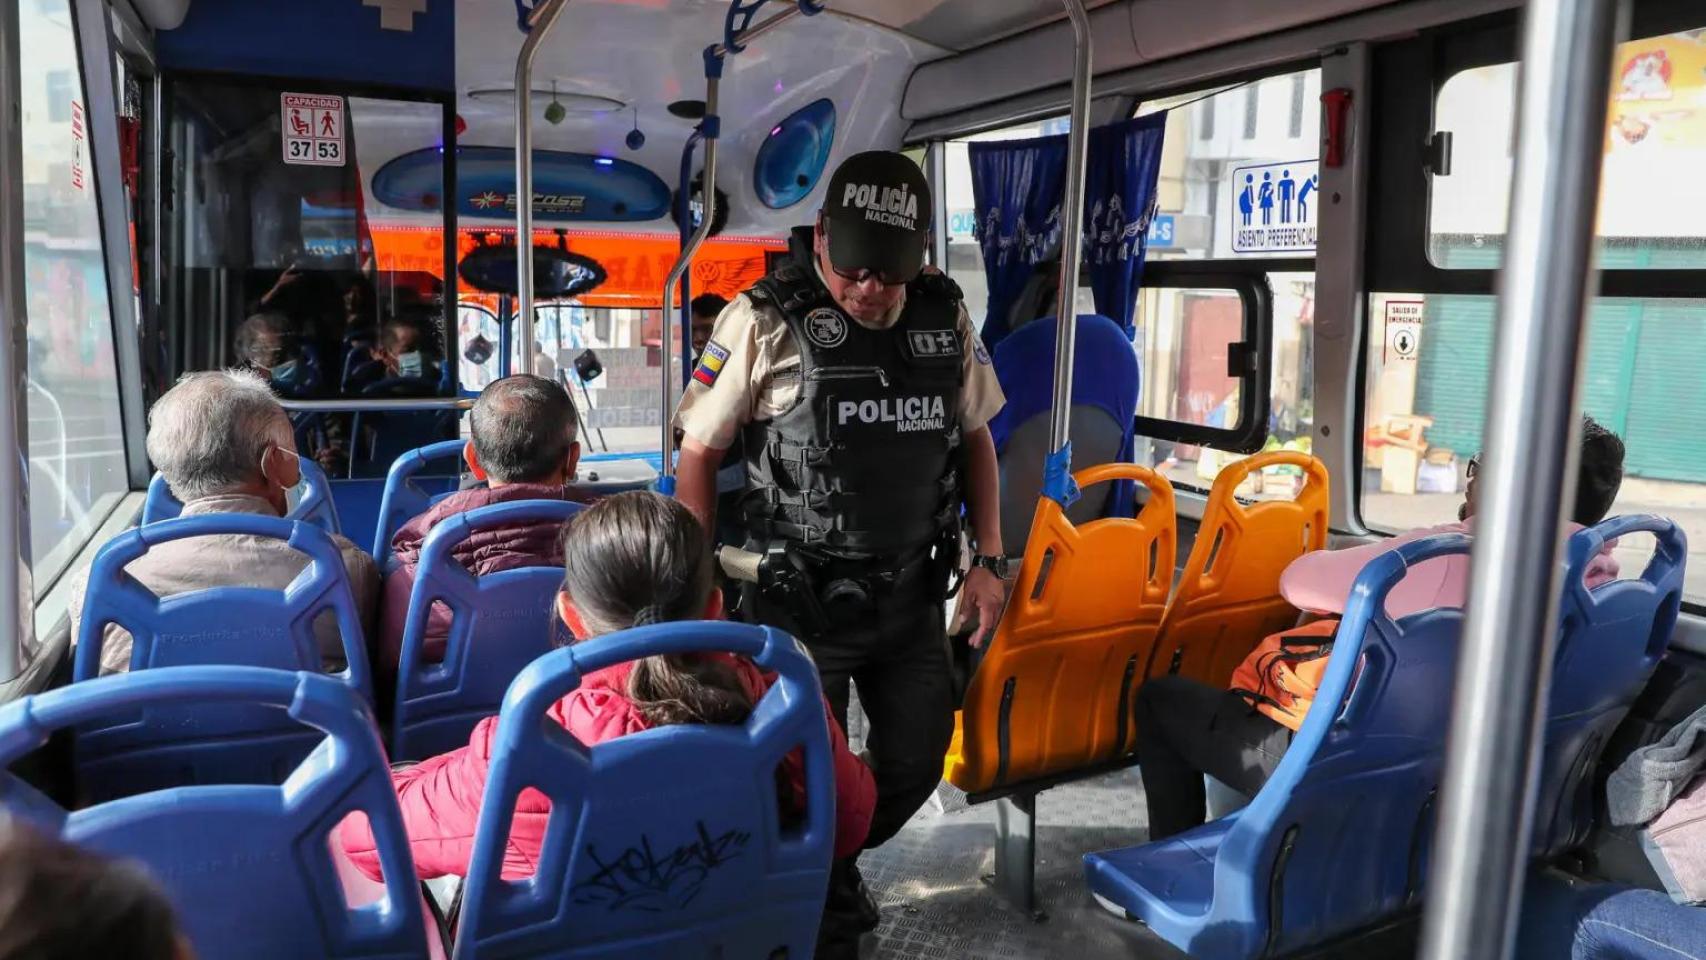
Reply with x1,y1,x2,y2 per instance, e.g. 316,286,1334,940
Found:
973,338,992,366
692,341,730,387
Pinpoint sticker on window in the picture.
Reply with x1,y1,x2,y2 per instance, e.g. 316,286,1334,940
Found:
282,93,345,167
1229,159,1318,254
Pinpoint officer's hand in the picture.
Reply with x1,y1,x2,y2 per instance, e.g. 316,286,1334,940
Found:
963,566,1008,649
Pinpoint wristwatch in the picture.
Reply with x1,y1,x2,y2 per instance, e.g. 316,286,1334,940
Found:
970,553,1013,580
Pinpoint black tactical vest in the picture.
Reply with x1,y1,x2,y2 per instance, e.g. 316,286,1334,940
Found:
739,264,966,560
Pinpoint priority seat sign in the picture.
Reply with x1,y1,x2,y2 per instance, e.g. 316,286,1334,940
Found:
1230,159,1318,254
282,93,345,167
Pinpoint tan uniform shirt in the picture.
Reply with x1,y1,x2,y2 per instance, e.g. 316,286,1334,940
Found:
675,267,1005,450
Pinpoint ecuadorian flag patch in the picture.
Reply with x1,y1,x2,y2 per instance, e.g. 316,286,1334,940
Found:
693,341,730,387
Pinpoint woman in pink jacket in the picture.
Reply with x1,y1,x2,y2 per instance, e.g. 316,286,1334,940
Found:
341,491,876,883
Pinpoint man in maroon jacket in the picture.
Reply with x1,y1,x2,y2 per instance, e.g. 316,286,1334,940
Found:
375,375,585,682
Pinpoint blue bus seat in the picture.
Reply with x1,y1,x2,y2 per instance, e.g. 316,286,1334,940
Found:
455,621,835,959
1532,515,1684,858
1084,533,1471,959
350,379,456,480
141,457,342,535
0,667,434,959
371,439,467,569
73,514,373,799
988,314,1139,553
391,499,585,762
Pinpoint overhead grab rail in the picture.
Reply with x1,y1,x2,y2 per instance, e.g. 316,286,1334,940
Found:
657,0,826,494
1418,1,1624,959
514,0,573,372
277,398,475,414
1040,0,1094,509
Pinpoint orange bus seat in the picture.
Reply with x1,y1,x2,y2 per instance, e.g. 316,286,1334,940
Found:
1147,451,1329,689
946,463,1176,795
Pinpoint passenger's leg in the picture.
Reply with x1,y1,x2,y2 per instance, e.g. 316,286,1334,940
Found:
853,591,955,849
1135,674,1292,841
1519,872,1706,960
1572,885,1706,959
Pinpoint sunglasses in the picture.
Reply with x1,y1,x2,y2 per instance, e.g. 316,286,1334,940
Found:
829,263,911,288
821,222,915,287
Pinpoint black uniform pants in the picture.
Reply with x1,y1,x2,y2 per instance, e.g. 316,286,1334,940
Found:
1135,674,1294,842
745,580,955,850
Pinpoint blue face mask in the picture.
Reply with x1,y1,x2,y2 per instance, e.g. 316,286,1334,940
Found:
268,358,302,387
398,350,425,379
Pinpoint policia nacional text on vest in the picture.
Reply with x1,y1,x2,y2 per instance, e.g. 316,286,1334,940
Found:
732,262,967,635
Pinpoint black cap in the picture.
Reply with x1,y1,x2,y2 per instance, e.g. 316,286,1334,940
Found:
821,151,931,284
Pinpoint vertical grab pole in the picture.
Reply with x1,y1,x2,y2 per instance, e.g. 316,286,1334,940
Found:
677,128,705,389
1418,2,1625,959
1042,0,1093,501
659,2,815,490
514,0,571,378
0,0,31,678
988,0,1095,920
659,64,720,492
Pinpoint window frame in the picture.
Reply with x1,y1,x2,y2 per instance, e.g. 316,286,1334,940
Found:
1131,261,1277,454
14,0,139,607
1128,64,1321,458
1358,0,1706,611
911,62,1321,464
1366,0,1706,301
151,69,461,396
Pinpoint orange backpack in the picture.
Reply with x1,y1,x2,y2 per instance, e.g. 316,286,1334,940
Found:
1227,618,1341,733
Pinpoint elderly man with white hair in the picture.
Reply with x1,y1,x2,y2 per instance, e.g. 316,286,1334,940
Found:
68,369,379,674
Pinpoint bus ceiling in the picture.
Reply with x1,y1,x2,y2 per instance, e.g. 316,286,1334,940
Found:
129,0,1528,161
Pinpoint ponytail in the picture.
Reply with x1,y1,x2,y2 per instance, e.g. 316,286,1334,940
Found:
559,492,754,727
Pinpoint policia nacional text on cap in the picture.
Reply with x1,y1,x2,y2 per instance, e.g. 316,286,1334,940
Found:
671,151,1010,954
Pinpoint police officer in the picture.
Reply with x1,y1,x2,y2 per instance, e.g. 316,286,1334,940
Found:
673,151,1008,950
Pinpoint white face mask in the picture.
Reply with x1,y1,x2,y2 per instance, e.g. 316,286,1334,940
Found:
266,445,306,508
398,350,425,379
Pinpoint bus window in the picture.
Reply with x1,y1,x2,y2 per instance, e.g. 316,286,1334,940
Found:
454,300,658,455
931,70,1320,485
154,79,455,477
1134,70,1320,485
1373,19,1706,603
1430,27,1706,270
456,301,500,392
1135,285,1247,434
20,0,129,615
156,80,452,391
1363,292,1706,601
940,115,1073,331
1139,71,1322,265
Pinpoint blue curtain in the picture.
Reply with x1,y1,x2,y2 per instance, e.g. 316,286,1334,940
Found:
1084,114,1168,334
967,114,1168,348
968,135,1068,353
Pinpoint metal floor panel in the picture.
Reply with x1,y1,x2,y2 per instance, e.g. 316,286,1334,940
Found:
853,768,1183,960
